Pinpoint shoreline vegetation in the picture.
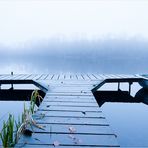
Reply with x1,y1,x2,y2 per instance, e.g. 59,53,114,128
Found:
0,90,43,148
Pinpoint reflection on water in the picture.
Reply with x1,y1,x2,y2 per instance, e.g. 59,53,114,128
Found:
99,83,148,147
102,103,148,147
0,84,38,131
0,101,30,131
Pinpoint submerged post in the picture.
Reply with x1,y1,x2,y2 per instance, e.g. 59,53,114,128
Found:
118,82,120,91
11,72,14,90
129,82,133,95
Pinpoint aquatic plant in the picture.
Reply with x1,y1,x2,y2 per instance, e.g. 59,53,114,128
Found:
30,90,42,114
0,114,15,147
0,90,44,147
16,100,44,142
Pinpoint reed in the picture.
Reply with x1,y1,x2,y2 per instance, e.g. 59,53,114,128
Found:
30,90,38,114
0,114,15,147
0,90,43,147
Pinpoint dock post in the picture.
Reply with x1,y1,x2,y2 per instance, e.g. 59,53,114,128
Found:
11,72,14,90
118,82,120,91
129,82,133,95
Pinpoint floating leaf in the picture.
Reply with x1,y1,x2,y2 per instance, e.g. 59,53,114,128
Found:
34,138,40,141
53,141,60,147
69,127,76,133
68,134,75,139
82,111,86,115
74,139,82,144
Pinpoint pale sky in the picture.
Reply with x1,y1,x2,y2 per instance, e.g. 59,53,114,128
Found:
0,0,148,47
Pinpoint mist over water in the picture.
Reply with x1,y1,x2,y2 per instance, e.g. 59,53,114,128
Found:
0,38,148,74
0,38,148,147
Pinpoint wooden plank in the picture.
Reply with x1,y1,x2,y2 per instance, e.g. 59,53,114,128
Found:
81,74,85,80
34,110,103,118
59,74,65,80
119,74,138,78
45,74,54,80
0,75,13,80
48,82,97,86
80,75,90,80
46,93,92,96
76,74,84,80
13,74,27,80
31,74,41,80
17,133,118,146
65,74,71,80
10,74,21,79
38,106,101,112
34,116,107,125
44,99,96,103
46,90,92,93
52,74,59,80
44,74,49,80
40,102,98,107
37,74,49,80
46,94,93,97
24,74,33,79
103,74,112,79
0,74,8,79
92,74,99,80
70,74,77,80
108,74,121,79
47,89,92,93
115,74,125,78
27,124,113,135
9,74,22,80
16,144,119,148
17,74,30,80
98,74,108,79
44,97,96,103
57,74,60,80
87,74,98,80
75,74,78,80
45,95,95,100
49,88,92,92
36,74,44,80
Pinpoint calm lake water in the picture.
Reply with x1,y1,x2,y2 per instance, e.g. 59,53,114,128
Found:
100,82,148,147
0,84,38,131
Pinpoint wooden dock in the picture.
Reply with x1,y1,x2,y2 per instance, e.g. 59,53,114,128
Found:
0,74,146,147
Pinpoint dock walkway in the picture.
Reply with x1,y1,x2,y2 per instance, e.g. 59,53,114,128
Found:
0,74,145,147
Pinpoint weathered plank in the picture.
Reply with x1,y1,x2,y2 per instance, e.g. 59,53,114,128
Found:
37,74,49,80
40,102,98,107
44,99,96,103
45,95,95,100
17,133,119,147
34,110,103,118
46,93,93,96
26,124,113,135
44,74,54,80
33,116,107,125
16,144,119,148
38,106,101,112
